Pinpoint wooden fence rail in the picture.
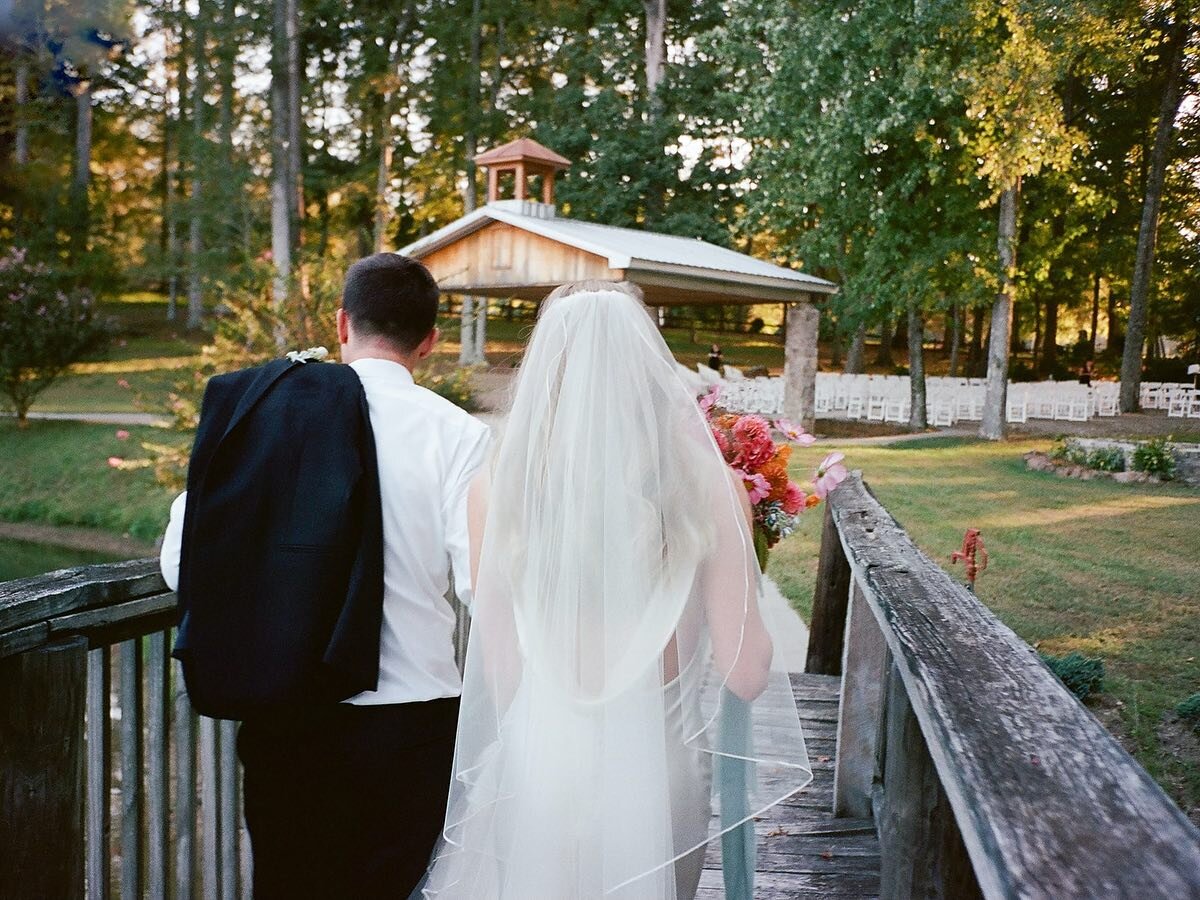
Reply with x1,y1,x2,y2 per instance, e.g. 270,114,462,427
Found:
4,476,1200,898
810,472,1200,900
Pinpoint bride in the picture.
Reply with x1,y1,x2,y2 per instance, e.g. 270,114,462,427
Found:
423,281,811,899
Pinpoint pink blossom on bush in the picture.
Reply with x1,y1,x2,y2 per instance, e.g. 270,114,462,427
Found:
115,429,130,441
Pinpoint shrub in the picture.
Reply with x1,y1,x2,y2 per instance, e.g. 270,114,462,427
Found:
1177,693,1200,731
1049,437,1088,466
415,367,478,412
1086,446,1126,472
1040,651,1105,701
1131,437,1176,480
0,247,110,426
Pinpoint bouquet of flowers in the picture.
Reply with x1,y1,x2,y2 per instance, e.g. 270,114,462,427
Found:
700,386,849,569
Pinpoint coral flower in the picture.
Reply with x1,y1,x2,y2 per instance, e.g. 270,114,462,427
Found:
732,416,775,470
782,483,806,515
813,452,849,499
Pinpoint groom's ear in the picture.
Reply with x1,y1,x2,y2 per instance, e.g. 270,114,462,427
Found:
336,308,351,346
415,326,438,361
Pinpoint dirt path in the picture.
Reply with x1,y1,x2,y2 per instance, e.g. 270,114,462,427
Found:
0,521,156,558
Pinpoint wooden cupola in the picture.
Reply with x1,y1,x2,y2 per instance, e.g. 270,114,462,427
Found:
474,138,572,205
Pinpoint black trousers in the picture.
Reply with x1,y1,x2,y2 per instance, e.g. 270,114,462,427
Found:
237,697,460,900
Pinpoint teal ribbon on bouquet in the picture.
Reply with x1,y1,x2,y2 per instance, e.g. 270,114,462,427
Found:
716,689,756,900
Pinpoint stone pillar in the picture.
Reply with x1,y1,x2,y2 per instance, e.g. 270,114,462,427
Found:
784,299,820,432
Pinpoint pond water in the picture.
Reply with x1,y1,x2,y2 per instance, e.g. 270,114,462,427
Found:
0,538,123,584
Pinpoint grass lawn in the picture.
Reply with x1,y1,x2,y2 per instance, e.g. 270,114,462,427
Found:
0,419,182,543
770,436,1200,814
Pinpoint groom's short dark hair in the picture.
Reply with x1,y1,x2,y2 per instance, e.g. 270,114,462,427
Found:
342,253,440,352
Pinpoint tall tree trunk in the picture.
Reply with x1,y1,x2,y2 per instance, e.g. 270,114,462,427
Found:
948,305,962,377
981,182,1019,441
844,321,867,374
14,62,30,165
1031,300,1040,370
372,16,408,253
907,303,927,431
286,0,303,234
830,318,843,369
269,0,292,340
641,0,666,223
1040,298,1059,376
70,82,93,261
1089,270,1100,355
1121,9,1189,411
460,0,485,366
217,0,236,254
874,314,894,367
967,306,985,375
186,3,206,330
1010,302,1022,354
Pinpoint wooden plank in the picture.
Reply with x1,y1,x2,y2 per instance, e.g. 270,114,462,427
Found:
50,593,178,649
219,718,239,900
173,658,196,900
834,582,888,818
0,621,50,659
828,474,1200,899
0,559,164,636
86,645,111,900
199,715,221,898
145,631,170,900
0,637,88,899
119,638,144,897
806,502,853,675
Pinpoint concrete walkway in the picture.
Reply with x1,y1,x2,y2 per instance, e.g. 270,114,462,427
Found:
8,411,170,427
762,575,810,673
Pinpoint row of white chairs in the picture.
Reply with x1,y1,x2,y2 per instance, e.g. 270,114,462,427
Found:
1143,382,1196,411
1166,388,1200,418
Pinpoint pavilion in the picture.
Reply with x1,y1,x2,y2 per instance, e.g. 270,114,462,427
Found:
399,138,837,429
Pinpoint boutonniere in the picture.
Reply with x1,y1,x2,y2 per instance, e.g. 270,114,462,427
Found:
286,346,329,364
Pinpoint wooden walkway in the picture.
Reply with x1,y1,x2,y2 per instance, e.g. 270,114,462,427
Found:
698,673,881,899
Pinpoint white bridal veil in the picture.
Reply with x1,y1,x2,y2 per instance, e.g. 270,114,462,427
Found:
424,288,812,899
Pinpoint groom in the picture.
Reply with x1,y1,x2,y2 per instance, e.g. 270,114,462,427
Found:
160,253,492,898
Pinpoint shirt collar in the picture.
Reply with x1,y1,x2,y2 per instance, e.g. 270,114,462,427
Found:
349,357,415,385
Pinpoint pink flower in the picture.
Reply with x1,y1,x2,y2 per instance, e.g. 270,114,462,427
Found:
813,452,849,499
115,429,130,441
712,427,731,458
699,385,721,415
776,419,816,446
739,470,771,504
107,456,124,468
732,415,775,470
782,482,806,515
116,378,131,389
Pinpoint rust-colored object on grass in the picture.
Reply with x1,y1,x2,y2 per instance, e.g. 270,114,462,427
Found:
951,528,989,590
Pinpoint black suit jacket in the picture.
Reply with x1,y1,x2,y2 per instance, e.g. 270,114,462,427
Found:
173,358,385,720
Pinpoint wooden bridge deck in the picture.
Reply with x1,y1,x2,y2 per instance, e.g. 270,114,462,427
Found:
698,673,881,899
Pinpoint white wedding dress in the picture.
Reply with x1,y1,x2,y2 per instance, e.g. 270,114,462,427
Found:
422,288,811,900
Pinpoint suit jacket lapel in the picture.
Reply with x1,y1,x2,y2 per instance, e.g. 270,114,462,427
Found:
219,358,300,445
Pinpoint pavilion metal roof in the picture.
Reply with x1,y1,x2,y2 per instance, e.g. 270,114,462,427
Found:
399,200,837,298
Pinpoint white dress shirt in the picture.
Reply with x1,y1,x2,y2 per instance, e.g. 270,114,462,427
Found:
159,357,492,706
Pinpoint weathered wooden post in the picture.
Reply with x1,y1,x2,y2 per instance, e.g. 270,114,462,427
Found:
0,637,88,899
805,500,852,675
833,582,888,818
783,298,820,433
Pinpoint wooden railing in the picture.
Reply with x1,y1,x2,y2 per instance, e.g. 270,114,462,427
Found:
807,473,1200,899
5,476,1200,898
0,559,472,900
